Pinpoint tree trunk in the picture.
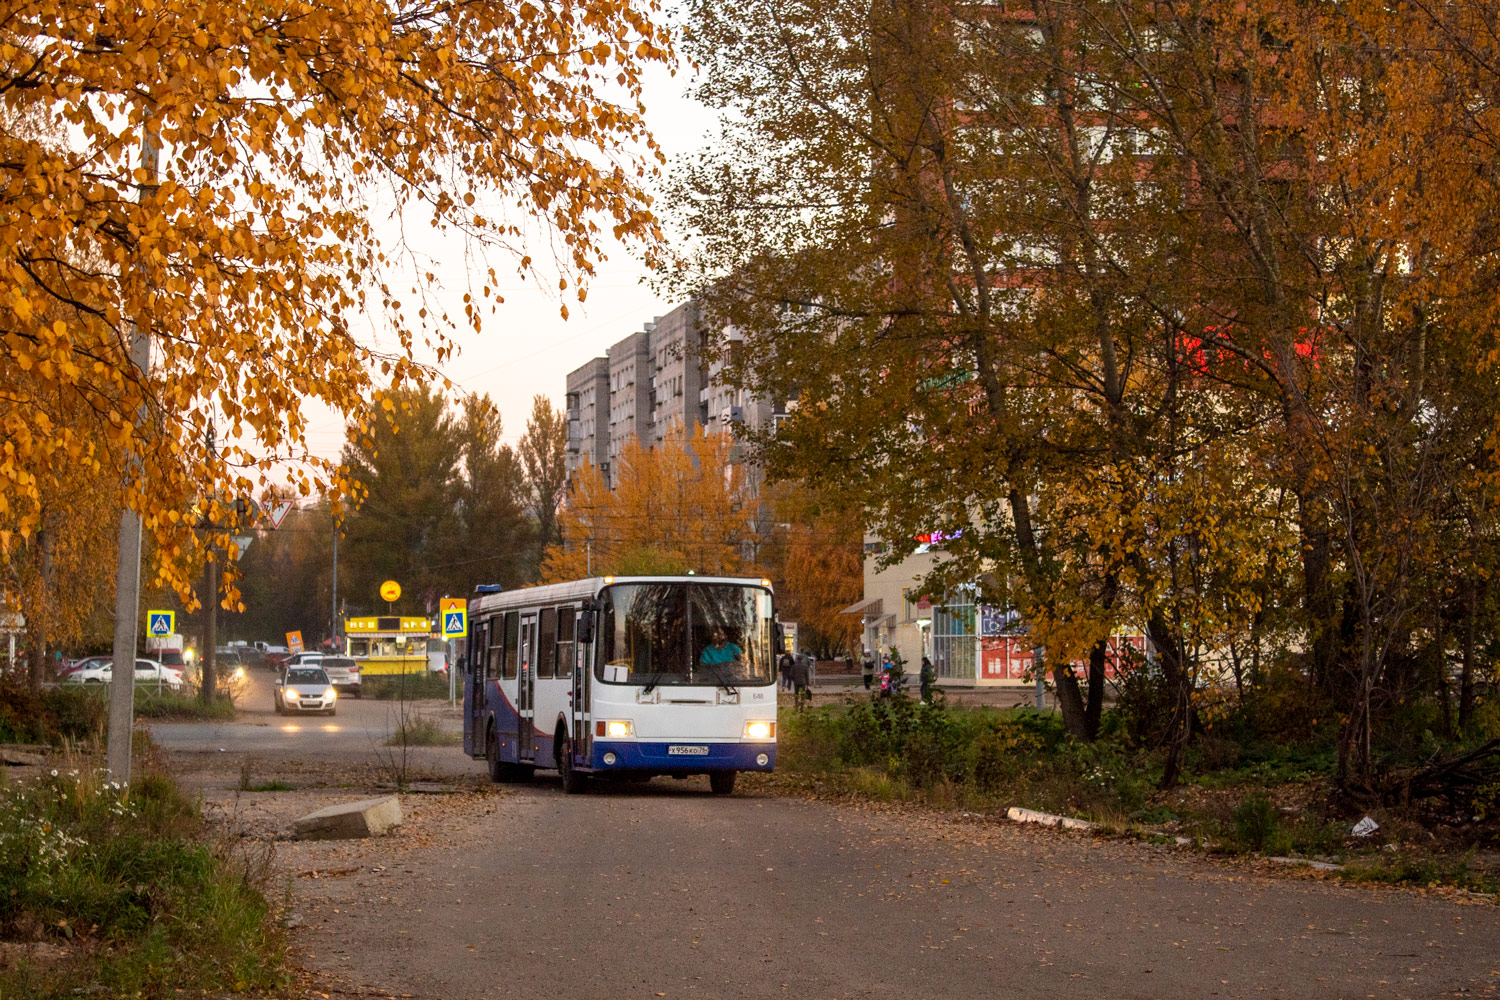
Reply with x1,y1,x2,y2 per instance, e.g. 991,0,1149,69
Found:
1148,613,1191,789
26,527,54,689
1084,637,1108,739
1051,662,1089,737
1459,579,1479,731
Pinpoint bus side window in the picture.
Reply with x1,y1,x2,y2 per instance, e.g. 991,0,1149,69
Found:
555,606,575,681
537,607,557,679
502,612,519,680
483,623,501,681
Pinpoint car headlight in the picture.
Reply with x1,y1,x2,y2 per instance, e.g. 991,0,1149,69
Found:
285,690,298,699
595,720,633,738
325,688,337,700
234,667,246,679
744,721,775,740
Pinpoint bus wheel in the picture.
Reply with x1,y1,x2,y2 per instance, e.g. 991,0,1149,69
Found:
558,735,588,795
709,771,737,796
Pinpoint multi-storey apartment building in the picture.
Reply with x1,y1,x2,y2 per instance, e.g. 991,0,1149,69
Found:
647,300,703,448
564,357,608,482
565,300,784,494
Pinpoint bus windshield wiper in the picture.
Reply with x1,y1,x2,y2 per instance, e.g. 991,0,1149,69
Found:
700,661,737,696
642,671,664,694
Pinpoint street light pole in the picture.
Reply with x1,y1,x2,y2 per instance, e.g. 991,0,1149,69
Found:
106,130,159,783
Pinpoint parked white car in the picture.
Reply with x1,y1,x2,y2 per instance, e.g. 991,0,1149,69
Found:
318,656,362,697
65,657,183,692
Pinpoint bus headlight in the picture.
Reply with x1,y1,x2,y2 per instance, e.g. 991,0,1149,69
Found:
744,721,775,740
596,720,633,738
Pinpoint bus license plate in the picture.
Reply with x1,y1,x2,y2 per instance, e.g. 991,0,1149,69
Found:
668,745,709,756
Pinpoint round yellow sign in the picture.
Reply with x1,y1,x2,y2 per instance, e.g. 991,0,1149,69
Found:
379,580,401,602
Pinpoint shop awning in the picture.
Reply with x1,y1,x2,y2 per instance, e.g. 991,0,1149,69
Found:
839,598,884,617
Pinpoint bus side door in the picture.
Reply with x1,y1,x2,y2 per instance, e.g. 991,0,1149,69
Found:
572,607,590,770
518,613,537,764
464,620,488,757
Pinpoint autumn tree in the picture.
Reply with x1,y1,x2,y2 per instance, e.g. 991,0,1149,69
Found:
544,423,752,581
455,394,531,591
519,394,569,576
759,482,862,659
339,384,463,614
0,0,673,613
673,0,1500,794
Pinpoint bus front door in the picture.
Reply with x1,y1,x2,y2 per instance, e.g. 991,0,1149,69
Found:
518,614,537,764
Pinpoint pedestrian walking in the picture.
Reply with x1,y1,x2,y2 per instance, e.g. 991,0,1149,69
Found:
789,652,812,710
879,655,894,700
861,649,876,691
919,655,935,702
778,651,794,692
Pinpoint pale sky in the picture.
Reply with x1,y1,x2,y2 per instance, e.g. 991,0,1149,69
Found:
295,59,718,462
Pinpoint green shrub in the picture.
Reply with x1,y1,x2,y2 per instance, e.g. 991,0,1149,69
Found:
1231,794,1280,853
0,683,108,746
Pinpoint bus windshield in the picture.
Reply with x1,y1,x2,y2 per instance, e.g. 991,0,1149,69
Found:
597,582,775,687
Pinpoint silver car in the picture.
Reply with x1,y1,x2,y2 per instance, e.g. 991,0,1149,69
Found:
274,666,338,715
319,656,362,697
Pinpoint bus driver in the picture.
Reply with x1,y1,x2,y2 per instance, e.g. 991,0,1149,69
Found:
699,628,744,676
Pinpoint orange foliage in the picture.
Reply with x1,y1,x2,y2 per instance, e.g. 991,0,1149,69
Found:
544,423,752,581
0,0,672,604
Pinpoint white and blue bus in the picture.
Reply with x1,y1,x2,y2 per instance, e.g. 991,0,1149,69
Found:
461,575,781,794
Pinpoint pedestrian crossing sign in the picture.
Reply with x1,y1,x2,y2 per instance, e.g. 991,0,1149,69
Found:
146,611,175,637
440,598,467,638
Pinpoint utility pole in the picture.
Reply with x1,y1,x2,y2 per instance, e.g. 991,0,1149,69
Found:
200,420,217,705
107,129,159,782
331,511,339,643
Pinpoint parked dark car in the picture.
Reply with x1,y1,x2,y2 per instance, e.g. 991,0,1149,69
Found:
234,647,266,670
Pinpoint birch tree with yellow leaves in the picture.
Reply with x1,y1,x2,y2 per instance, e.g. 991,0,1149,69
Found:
543,422,752,581
0,0,672,608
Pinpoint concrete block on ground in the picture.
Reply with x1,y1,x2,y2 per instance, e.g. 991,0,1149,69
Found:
292,795,403,840
1006,806,1095,831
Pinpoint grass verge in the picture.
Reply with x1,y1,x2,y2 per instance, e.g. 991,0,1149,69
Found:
132,691,238,721
362,673,452,700
0,738,284,998
773,695,1500,893
385,713,460,747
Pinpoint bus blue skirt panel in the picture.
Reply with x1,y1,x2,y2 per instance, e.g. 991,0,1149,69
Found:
591,742,775,772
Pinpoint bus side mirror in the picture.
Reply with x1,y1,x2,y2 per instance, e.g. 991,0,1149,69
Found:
577,601,596,645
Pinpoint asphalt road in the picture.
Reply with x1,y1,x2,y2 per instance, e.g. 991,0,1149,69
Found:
153,673,1500,1000
148,668,469,766
285,787,1500,1000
